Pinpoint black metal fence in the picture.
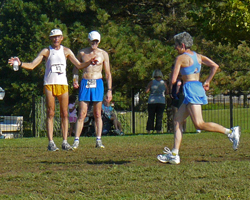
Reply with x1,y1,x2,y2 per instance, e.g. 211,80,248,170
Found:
123,90,250,134
31,90,250,137
185,93,250,133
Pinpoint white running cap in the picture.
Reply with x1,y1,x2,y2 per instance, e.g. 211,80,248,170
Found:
88,31,101,41
49,29,63,37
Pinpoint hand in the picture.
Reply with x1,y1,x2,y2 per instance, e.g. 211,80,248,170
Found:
105,91,112,103
73,82,79,89
91,57,99,65
177,80,182,86
203,81,210,91
8,57,21,66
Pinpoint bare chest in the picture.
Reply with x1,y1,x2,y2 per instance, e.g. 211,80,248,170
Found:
81,52,104,79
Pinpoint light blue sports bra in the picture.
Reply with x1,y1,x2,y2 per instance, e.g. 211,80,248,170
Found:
180,52,201,75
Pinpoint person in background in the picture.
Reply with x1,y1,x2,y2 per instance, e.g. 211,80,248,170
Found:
145,69,168,134
68,95,77,137
72,31,112,149
8,29,94,151
102,98,124,135
157,32,240,164
170,66,186,133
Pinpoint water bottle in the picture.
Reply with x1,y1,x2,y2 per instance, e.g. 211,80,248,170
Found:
73,75,79,82
13,60,19,71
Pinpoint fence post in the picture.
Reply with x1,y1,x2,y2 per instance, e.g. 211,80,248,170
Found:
244,93,247,108
32,95,36,137
131,88,135,134
229,90,233,128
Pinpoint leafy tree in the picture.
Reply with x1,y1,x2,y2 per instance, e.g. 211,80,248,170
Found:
189,0,250,46
198,40,250,95
1,0,250,119
0,1,72,116
0,0,186,117
0,0,88,116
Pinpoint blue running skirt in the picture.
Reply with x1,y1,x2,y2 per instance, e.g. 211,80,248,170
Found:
79,78,104,102
183,81,208,105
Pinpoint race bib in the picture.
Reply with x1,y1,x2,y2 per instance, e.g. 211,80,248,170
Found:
86,79,97,88
51,64,63,73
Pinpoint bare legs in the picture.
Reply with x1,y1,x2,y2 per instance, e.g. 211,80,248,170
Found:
173,103,227,150
57,92,69,141
75,101,89,138
172,105,186,133
93,102,103,138
45,89,69,141
75,101,103,138
157,102,237,164
45,89,55,141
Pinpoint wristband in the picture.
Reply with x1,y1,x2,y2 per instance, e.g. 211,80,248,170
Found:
108,89,112,91
20,61,22,67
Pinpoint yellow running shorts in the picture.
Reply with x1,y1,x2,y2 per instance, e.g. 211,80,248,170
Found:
44,85,68,96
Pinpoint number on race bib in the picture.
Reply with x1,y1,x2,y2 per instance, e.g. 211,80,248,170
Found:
86,79,97,88
51,64,63,73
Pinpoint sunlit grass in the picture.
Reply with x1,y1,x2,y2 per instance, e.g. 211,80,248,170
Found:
0,132,249,199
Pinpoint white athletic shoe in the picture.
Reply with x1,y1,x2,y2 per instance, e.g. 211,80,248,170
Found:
157,147,180,165
47,142,59,151
228,126,241,151
62,142,73,151
72,140,79,150
96,139,105,148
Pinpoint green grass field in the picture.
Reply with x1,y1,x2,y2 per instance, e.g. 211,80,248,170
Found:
0,132,249,200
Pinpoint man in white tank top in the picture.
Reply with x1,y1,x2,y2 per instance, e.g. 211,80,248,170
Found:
8,29,96,151
72,31,112,149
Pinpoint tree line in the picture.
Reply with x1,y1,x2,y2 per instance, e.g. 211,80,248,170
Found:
1,0,250,118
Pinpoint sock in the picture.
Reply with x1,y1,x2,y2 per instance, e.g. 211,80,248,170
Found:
63,140,67,144
74,137,79,141
225,129,232,135
172,148,179,156
96,137,101,140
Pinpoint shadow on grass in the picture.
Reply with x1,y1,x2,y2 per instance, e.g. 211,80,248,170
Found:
39,161,83,164
39,160,131,165
86,160,131,165
195,160,210,163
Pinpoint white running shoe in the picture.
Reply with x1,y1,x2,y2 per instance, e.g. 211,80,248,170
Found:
72,140,79,150
157,147,180,165
47,142,59,151
62,142,73,151
96,139,105,148
228,126,241,151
